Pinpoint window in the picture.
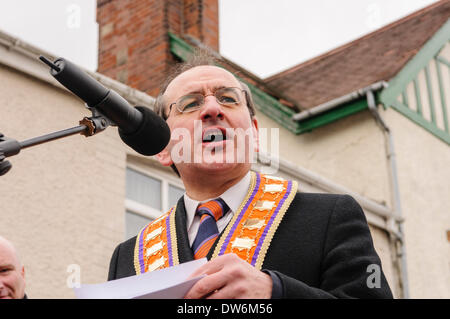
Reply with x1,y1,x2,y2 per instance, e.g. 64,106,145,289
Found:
126,168,162,210
125,166,184,240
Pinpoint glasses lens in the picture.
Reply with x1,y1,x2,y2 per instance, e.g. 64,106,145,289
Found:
216,87,241,105
178,94,203,112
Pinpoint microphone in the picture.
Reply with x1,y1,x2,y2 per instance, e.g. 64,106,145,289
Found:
39,56,170,156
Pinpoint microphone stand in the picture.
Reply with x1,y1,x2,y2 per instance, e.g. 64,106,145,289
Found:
0,55,123,176
0,108,112,177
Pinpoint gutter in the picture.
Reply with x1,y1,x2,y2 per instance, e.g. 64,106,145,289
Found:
292,81,389,121
0,30,154,108
366,90,410,299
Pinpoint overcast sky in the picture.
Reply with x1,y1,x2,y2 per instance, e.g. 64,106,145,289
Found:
0,0,439,78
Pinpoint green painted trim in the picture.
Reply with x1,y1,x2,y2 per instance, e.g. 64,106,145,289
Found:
436,56,450,106
436,55,450,68
244,82,302,133
380,20,450,106
424,65,436,124
402,91,409,108
295,98,369,134
391,100,450,145
413,78,423,116
435,57,449,132
169,32,194,61
379,22,450,144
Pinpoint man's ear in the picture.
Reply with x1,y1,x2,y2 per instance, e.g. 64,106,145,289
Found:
156,148,173,167
21,265,25,278
252,117,259,153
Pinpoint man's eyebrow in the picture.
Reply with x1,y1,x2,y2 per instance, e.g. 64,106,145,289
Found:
0,263,15,269
184,85,227,95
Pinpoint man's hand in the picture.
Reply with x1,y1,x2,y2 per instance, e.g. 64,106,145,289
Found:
184,253,272,299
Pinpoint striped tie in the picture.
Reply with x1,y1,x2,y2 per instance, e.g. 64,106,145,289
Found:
191,198,229,259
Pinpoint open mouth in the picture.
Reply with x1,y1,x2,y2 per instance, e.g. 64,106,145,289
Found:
202,128,226,143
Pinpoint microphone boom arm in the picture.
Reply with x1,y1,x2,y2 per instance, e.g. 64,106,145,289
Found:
0,55,120,176
1,54,171,176
0,101,113,177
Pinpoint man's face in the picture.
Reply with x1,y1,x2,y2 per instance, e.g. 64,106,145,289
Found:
0,240,25,299
158,66,258,177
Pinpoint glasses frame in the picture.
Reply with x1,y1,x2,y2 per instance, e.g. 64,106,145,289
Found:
167,87,246,117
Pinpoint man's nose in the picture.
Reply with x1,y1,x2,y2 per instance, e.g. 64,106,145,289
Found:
199,96,224,121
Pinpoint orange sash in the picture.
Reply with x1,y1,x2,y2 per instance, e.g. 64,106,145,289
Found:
134,172,298,274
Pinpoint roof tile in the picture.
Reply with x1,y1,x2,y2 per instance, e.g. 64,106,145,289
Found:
265,1,450,109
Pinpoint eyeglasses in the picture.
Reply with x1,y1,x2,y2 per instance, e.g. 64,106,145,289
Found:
168,87,246,116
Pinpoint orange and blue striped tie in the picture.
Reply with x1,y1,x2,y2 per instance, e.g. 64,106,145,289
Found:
192,198,229,259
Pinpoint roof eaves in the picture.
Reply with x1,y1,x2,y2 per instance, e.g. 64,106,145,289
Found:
290,81,387,135
292,81,388,121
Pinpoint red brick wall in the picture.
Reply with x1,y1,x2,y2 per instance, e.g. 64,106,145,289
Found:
97,0,218,97
184,0,219,51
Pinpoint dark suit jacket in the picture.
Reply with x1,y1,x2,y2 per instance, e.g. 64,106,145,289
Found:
108,192,393,298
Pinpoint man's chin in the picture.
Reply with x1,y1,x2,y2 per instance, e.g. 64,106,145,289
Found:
195,161,239,172
187,161,250,174
175,147,254,175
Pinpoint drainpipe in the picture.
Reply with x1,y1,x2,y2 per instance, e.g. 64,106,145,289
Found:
366,90,410,299
290,83,409,298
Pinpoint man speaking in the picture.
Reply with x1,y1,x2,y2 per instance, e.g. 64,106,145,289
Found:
107,53,393,299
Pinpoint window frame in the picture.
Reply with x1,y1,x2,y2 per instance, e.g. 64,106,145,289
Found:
125,163,185,221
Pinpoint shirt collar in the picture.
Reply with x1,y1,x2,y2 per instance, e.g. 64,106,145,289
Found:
183,171,252,230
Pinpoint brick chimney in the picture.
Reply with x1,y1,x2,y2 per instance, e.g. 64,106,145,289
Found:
96,0,219,97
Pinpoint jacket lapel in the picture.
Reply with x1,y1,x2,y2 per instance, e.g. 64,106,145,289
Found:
174,197,195,263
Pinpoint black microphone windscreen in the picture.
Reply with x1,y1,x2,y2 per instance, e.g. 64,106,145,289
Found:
118,106,170,156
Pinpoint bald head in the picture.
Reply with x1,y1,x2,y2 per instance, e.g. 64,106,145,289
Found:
155,64,256,121
0,237,20,263
0,236,26,299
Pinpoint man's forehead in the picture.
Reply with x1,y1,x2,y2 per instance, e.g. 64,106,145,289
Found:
0,238,19,264
165,65,240,97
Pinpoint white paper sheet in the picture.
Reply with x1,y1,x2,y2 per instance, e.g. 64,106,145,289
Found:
74,258,207,299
